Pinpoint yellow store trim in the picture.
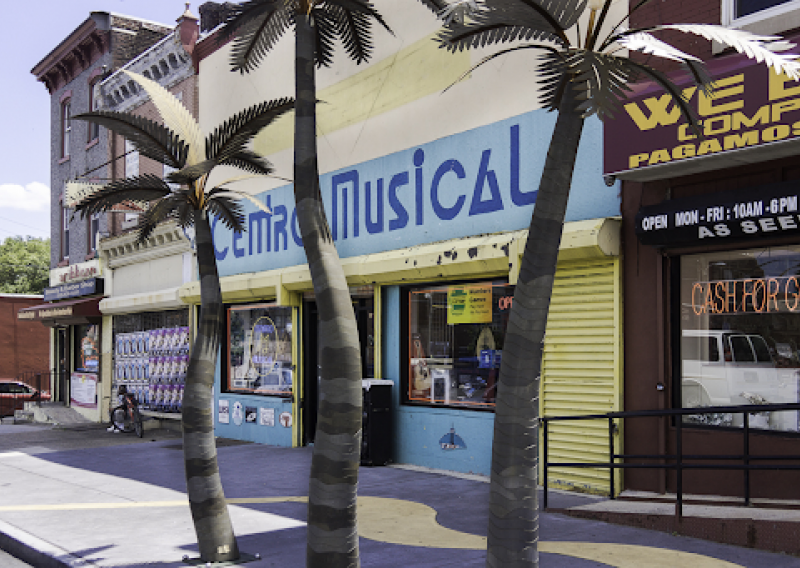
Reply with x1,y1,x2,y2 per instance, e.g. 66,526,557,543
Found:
541,257,623,495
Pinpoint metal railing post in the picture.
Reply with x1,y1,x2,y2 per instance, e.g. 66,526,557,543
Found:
543,417,549,510
744,411,750,507
676,415,683,521
609,416,615,499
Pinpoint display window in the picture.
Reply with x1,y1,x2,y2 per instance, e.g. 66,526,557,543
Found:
680,246,800,432
227,304,294,396
406,281,514,408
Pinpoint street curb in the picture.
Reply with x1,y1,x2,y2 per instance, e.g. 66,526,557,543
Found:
0,519,95,567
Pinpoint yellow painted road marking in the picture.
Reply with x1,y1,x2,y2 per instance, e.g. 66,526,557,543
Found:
0,496,743,567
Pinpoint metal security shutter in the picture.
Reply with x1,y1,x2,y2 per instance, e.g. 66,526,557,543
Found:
541,258,622,495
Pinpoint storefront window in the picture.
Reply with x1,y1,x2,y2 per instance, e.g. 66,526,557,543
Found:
228,304,293,396
407,281,514,408
680,247,800,432
75,324,100,373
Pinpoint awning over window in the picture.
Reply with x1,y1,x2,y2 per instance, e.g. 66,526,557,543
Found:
17,296,102,327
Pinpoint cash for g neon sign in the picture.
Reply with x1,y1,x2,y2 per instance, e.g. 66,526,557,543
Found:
692,277,800,315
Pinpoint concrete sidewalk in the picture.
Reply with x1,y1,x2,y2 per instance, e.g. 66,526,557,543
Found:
0,425,798,567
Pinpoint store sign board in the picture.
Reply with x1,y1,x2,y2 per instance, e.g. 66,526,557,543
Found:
635,181,800,247
212,109,619,278
447,285,492,324
604,48,800,177
44,278,104,301
50,259,102,286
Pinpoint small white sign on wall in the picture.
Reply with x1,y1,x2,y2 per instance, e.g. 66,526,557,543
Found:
259,407,275,427
218,399,229,424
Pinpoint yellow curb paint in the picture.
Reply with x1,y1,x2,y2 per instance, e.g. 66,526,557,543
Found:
0,495,743,567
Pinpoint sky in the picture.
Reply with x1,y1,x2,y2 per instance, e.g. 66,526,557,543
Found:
0,1,193,241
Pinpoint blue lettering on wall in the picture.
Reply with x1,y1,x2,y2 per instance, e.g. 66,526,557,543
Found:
212,111,619,278
414,149,425,226
273,205,288,251
212,216,229,261
365,179,384,234
388,172,409,231
431,160,466,221
509,124,535,206
469,150,503,216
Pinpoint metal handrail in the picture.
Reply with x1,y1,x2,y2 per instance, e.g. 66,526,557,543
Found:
542,402,800,520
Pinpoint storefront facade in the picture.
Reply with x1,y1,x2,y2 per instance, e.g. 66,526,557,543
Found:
608,37,800,498
18,259,105,421
190,5,624,488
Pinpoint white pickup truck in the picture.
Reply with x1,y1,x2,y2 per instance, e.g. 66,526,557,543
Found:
682,330,799,430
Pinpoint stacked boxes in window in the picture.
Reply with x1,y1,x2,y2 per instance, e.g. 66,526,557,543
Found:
361,379,393,466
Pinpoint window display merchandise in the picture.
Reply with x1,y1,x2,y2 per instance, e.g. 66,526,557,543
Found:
407,281,514,407
228,304,293,395
681,246,800,431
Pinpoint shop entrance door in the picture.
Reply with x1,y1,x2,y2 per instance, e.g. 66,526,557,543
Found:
302,288,375,445
55,327,70,403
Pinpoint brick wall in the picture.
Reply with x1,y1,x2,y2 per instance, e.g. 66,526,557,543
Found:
629,0,721,73
0,297,50,378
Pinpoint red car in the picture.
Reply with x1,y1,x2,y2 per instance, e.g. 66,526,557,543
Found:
0,380,51,417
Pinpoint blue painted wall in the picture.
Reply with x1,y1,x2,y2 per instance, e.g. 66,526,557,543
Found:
213,357,295,446
212,110,619,278
384,286,494,476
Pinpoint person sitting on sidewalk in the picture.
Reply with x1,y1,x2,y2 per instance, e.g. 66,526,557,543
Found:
107,384,129,433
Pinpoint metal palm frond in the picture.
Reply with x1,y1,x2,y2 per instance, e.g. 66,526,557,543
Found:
625,59,702,133
328,5,377,65
72,111,188,169
438,0,582,52
136,192,192,244
220,150,275,176
417,0,449,15
660,24,800,79
228,1,294,73
537,47,570,111
568,50,639,119
615,31,702,64
206,98,294,163
206,194,247,233
168,161,217,186
72,175,173,217
439,0,482,25
314,7,338,67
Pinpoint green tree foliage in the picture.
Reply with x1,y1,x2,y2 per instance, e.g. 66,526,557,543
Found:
0,237,50,294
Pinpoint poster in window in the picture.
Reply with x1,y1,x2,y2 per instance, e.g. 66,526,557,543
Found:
76,324,100,373
245,406,257,423
70,373,97,408
447,285,492,324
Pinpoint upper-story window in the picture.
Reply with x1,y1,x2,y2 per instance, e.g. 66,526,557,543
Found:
87,213,100,254
61,206,70,261
723,0,800,33
61,99,71,159
736,0,792,17
87,82,100,143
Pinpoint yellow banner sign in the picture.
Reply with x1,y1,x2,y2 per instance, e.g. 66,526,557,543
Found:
448,285,492,324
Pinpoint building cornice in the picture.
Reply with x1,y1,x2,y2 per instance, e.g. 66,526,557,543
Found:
100,221,192,269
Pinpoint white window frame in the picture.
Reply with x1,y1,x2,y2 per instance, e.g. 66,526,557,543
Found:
722,0,800,34
61,100,71,158
88,213,100,253
62,207,71,260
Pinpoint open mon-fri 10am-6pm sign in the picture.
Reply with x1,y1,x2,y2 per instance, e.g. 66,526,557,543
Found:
635,180,800,247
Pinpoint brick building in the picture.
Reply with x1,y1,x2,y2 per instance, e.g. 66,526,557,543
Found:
26,13,173,407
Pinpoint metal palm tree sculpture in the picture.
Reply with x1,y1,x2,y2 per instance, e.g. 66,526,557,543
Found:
418,0,800,566
221,2,391,566
72,70,293,564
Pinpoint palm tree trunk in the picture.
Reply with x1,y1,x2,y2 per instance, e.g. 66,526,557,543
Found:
295,14,363,568
485,89,584,568
182,210,240,562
